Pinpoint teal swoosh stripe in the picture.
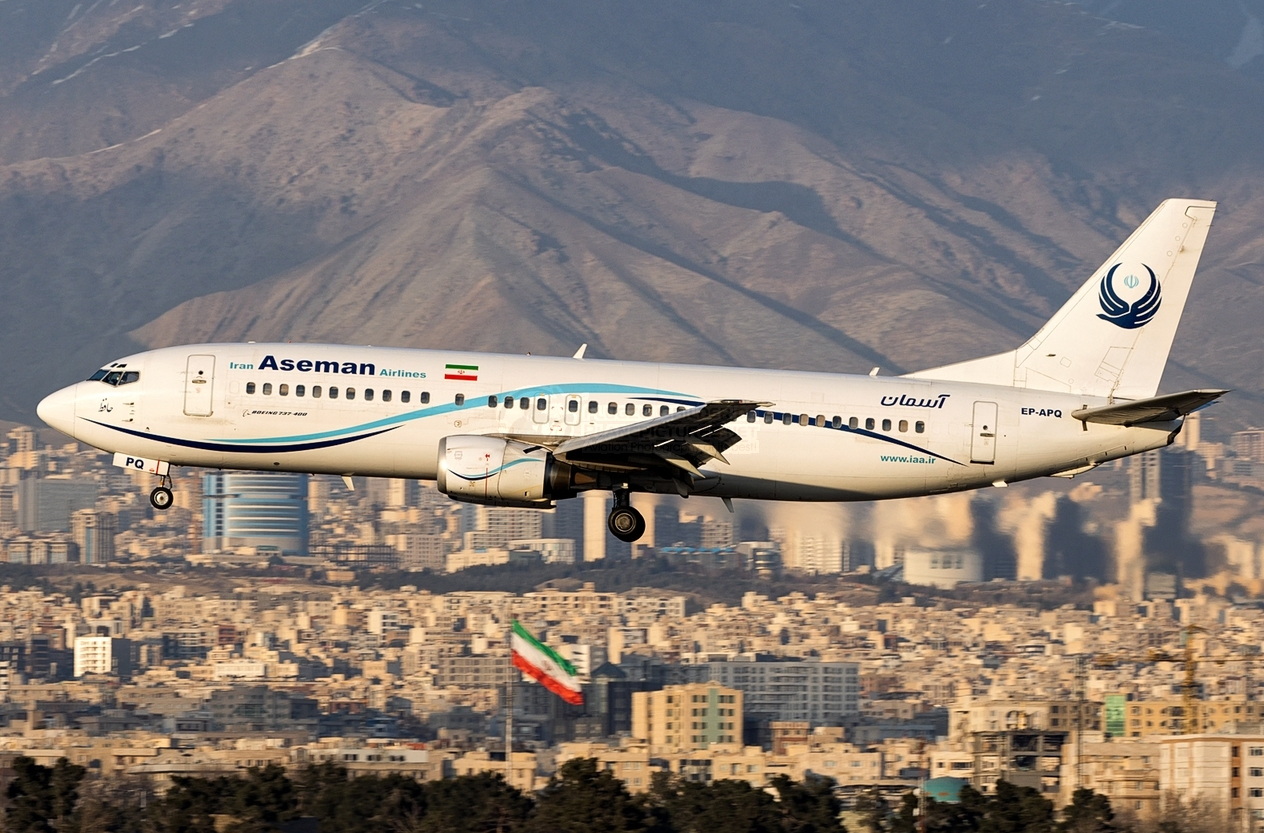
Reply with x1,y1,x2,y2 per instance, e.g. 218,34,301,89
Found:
213,383,695,446
448,457,538,483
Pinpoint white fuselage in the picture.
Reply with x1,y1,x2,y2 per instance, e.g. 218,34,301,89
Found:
40,343,1180,502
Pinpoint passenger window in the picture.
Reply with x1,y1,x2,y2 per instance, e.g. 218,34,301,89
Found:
588,401,598,414
800,414,809,426
816,414,825,427
262,383,273,396
643,404,652,417
382,390,391,402
832,416,842,429
246,382,256,394
420,392,430,404
899,419,908,432
915,421,925,434
882,418,892,431
568,399,579,413
849,417,859,429
346,388,356,401
279,384,289,396
782,413,792,425
455,394,465,406
364,389,374,402
608,402,618,415
312,386,322,398
296,385,306,397
764,412,774,424
660,405,670,416
401,391,410,404
677,406,685,412
520,397,529,409
747,412,756,422
488,396,498,408
329,387,339,400
865,417,875,430
625,403,635,416
536,397,546,411
504,396,514,408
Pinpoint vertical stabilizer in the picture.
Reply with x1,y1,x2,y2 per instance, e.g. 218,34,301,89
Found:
907,199,1217,400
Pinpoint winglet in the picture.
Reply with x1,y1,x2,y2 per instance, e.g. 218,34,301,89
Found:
572,343,588,360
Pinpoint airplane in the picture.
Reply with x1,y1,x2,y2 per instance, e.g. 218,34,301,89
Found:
37,198,1226,544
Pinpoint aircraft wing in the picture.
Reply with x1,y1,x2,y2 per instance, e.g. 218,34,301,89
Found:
550,399,765,479
1071,389,1228,427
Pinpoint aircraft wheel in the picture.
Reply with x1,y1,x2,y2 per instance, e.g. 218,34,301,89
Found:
150,486,174,510
608,505,646,543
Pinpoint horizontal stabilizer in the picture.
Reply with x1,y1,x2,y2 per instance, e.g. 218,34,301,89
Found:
1071,389,1228,426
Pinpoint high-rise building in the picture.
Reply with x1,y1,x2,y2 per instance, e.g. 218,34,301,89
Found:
1232,428,1264,463
73,635,133,678
202,472,309,554
386,532,448,571
632,682,743,752
467,506,542,549
17,476,99,532
71,509,117,564
695,658,860,726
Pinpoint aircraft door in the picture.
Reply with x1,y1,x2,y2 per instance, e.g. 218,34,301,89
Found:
184,354,216,417
970,401,998,464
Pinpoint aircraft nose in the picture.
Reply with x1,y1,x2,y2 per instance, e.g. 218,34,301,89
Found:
36,384,79,439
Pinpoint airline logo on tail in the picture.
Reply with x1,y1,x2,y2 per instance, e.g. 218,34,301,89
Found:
1097,263,1161,329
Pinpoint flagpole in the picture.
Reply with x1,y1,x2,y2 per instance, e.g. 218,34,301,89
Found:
505,620,514,767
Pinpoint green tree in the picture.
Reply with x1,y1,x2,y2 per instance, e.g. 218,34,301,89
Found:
1060,788,1120,833
978,781,1055,833
649,776,781,833
922,792,984,833
224,764,298,833
147,774,237,833
523,758,647,833
770,773,845,833
5,756,87,833
852,790,891,833
417,772,530,833
887,793,918,833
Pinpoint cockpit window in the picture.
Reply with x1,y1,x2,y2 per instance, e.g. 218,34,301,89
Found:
93,369,140,387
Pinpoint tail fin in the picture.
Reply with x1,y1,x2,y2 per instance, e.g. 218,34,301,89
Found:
907,199,1217,400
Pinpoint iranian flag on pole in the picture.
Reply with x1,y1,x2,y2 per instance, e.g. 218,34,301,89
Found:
510,620,584,705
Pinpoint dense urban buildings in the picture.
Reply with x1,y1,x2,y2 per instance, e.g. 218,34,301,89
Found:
1,419,1264,828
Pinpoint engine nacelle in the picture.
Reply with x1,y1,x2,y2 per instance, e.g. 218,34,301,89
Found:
437,435,573,508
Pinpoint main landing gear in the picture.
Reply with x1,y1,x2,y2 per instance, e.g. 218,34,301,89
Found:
149,475,174,510
607,489,646,543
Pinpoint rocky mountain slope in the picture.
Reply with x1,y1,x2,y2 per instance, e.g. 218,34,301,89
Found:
1,0,1262,431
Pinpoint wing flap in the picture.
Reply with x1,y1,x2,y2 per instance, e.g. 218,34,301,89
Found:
1071,389,1228,426
553,399,764,476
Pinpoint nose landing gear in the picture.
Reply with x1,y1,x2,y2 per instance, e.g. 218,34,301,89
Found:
149,475,174,510
607,489,646,543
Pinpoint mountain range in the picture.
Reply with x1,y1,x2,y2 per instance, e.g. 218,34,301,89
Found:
1,0,1262,434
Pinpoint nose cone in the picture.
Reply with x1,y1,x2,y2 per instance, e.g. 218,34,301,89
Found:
37,384,79,439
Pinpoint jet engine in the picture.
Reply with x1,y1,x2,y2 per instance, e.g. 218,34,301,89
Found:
436,435,574,508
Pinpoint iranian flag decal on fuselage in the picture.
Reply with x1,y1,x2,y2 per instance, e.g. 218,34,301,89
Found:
444,363,478,381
